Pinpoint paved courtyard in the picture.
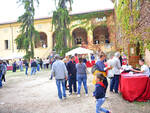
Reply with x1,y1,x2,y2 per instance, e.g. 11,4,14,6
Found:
0,70,150,113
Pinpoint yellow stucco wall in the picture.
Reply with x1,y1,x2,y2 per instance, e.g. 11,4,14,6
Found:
0,18,54,59
0,11,115,59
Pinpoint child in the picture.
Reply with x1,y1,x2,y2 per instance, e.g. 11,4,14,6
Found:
93,73,111,113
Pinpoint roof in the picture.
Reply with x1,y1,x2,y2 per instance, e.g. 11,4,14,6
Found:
0,0,114,25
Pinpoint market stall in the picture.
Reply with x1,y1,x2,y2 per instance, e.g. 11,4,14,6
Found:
65,47,94,67
119,73,150,102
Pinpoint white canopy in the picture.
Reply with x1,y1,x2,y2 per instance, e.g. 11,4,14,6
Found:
2,53,24,60
65,47,93,59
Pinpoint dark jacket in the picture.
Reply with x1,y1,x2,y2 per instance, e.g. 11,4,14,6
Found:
25,62,29,67
66,60,76,79
93,82,106,99
31,61,37,67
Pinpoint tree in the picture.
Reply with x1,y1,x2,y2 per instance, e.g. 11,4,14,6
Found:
52,0,73,56
15,0,39,59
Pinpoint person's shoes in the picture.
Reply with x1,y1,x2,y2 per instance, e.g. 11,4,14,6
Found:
110,90,113,93
63,97,67,99
66,87,69,90
85,94,88,97
74,92,77,95
105,95,108,98
77,94,80,97
69,93,72,96
59,97,62,100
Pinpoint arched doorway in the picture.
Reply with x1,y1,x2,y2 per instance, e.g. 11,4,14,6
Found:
93,26,109,44
72,28,88,46
35,32,48,48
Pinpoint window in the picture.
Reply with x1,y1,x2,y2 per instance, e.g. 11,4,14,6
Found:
4,40,10,50
5,40,8,49
94,40,100,44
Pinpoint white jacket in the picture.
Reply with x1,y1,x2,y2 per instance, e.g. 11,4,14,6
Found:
111,57,121,75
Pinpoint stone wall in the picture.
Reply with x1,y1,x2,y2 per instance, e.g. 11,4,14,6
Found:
135,0,150,39
136,1,150,66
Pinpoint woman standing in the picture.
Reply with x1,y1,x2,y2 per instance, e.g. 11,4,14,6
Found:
76,58,88,97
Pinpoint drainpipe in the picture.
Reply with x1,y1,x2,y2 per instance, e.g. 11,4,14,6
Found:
10,24,14,53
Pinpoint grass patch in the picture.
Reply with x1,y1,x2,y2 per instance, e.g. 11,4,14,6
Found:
133,101,150,106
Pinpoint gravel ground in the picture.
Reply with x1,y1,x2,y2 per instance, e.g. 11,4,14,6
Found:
0,70,150,113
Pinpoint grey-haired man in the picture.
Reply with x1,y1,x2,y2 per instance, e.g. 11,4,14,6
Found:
51,54,68,100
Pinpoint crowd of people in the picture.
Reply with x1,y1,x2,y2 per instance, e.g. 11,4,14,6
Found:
12,57,52,73
1,51,150,113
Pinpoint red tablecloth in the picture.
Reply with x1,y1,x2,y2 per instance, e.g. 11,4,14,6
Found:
7,66,13,71
119,73,150,102
86,61,95,67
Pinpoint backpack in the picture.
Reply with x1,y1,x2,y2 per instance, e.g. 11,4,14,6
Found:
0,64,3,73
91,64,99,74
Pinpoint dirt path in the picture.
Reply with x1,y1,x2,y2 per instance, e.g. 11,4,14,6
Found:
0,70,150,113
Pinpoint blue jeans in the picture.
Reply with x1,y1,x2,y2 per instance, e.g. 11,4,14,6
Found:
25,66,28,75
20,65,23,71
37,64,40,71
0,72,2,87
96,98,109,113
77,74,88,94
56,79,66,99
31,67,36,75
110,75,120,93
44,64,46,69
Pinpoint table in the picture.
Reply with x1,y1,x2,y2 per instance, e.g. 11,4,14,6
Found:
119,73,150,102
7,66,13,71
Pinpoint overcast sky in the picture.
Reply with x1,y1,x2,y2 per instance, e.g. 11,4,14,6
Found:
0,0,114,23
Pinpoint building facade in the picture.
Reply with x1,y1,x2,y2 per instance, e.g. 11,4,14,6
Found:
0,9,115,59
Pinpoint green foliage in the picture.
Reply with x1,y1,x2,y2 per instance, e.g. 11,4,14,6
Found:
116,0,147,55
16,0,39,59
70,11,111,31
116,0,140,37
52,0,73,55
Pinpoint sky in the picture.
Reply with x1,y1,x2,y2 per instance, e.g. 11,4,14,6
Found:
0,0,114,23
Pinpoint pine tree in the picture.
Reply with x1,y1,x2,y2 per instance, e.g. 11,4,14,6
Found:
52,0,73,56
15,0,40,59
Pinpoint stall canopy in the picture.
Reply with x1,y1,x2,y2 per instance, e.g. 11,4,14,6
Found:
66,47,93,56
2,53,24,60
66,47,94,61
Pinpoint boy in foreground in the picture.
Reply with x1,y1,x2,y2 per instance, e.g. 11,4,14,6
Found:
93,73,111,113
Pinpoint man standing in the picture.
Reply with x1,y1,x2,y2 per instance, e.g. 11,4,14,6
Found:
51,54,68,100
36,57,40,71
24,60,29,75
67,56,77,95
110,52,121,93
31,59,37,75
